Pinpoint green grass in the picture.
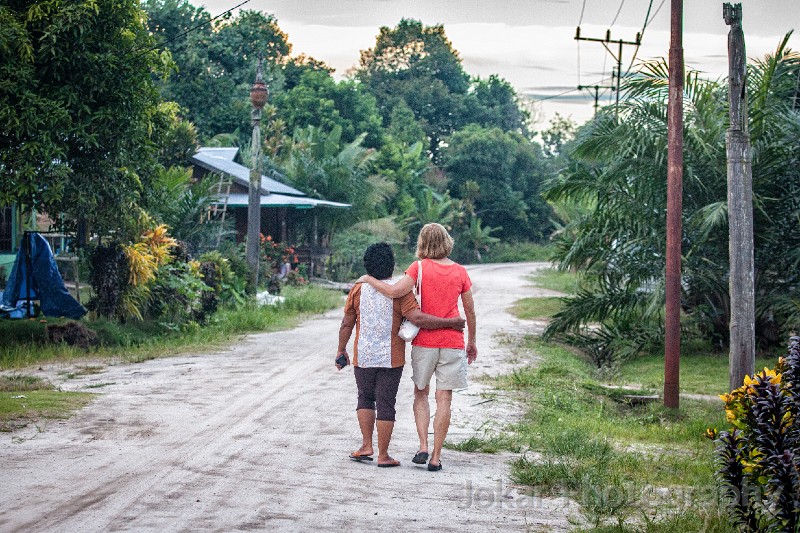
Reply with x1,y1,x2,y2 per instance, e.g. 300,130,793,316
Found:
615,350,776,396
0,285,342,369
0,376,93,431
488,337,734,530
527,267,580,294
444,433,520,453
510,297,563,319
0,374,52,392
479,241,556,263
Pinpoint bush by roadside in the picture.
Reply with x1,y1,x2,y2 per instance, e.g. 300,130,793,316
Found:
0,285,342,370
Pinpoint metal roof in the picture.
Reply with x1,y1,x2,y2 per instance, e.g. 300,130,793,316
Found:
192,148,306,197
222,193,350,209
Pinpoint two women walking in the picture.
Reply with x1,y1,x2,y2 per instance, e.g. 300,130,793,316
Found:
336,223,477,471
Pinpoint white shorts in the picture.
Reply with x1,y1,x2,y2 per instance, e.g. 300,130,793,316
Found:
410,346,468,391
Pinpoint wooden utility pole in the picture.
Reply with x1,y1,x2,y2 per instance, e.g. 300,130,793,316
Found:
574,27,641,114
664,0,684,409
724,3,755,391
246,59,268,293
578,83,615,115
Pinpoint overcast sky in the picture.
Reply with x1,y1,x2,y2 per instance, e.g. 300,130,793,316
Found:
193,0,800,127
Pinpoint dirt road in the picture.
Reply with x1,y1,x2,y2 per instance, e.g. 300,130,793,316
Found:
0,262,571,532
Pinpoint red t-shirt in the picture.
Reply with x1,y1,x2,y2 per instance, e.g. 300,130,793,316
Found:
406,259,472,349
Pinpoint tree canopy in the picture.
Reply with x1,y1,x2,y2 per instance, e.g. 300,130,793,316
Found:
544,38,800,358
356,19,529,158
0,0,169,231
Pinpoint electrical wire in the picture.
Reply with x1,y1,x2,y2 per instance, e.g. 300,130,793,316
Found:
624,0,656,79
577,0,588,91
532,87,581,102
610,0,627,27
131,0,253,60
647,0,668,28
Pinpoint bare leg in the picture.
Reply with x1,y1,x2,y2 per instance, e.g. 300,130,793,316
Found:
429,389,452,467
413,385,431,453
376,420,399,465
353,408,375,456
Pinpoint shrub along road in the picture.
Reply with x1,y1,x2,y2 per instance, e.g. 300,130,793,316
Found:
0,263,570,532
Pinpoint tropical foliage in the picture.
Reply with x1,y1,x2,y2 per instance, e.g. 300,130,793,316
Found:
0,0,169,233
711,336,800,531
544,37,800,359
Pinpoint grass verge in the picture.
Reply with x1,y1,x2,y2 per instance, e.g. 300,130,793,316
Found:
0,375,93,432
614,349,775,397
480,337,735,531
0,285,343,369
510,297,563,320
527,267,580,294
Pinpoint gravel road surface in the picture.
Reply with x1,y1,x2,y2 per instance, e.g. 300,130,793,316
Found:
0,262,573,532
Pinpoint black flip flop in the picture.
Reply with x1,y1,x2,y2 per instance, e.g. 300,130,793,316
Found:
377,461,401,468
427,460,442,472
412,451,429,464
349,453,374,461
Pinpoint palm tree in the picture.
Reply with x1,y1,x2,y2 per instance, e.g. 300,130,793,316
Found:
544,36,800,358
279,125,390,240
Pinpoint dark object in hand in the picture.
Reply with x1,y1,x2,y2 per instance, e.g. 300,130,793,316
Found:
336,353,349,368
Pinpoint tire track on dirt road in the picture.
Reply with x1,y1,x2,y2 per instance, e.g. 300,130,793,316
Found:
0,262,572,532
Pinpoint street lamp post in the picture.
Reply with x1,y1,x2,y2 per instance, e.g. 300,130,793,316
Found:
246,58,268,293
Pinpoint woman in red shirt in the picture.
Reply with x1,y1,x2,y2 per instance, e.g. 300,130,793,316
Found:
359,223,477,472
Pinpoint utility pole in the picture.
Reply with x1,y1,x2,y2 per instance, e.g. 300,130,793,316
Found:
246,58,268,294
724,3,755,391
575,27,641,114
664,0,684,409
578,83,615,115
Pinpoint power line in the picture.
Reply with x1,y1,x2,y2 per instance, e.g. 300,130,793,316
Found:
610,0,627,27
576,0,587,85
574,27,641,113
647,0,668,28
132,0,253,60
624,0,655,77
531,87,581,102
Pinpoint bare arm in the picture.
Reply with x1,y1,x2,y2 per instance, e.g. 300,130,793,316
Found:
357,274,415,299
336,312,356,369
461,290,477,364
406,309,465,331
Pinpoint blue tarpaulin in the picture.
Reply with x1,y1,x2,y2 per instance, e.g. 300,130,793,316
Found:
0,233,86,319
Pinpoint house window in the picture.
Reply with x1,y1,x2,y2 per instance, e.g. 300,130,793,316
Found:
0,206,12,252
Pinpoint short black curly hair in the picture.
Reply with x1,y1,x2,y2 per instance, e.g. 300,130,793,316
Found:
363,242,395,280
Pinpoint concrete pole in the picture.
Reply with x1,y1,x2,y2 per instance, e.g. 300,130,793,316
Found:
246,59,268,294
724,3,755,391
664,0,684,409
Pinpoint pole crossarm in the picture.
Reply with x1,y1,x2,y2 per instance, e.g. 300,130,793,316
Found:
575,27,643,113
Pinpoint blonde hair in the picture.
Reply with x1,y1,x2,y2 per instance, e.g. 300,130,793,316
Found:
416,223,454,260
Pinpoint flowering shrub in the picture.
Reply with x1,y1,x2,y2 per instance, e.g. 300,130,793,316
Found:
120,224,177,320
260,234,298,276
710,337,800,531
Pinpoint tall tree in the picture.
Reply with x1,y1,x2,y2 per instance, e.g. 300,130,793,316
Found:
357,19,530,159
467,75,530,135
544,42,800,358
442,125,554,241
356,19,471,158
143,2,291,138
271,69,384,148
0,0,169,232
